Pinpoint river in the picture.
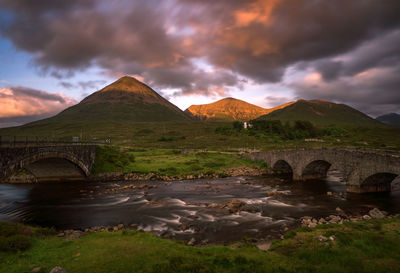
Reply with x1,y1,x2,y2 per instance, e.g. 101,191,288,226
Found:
1,173,400,244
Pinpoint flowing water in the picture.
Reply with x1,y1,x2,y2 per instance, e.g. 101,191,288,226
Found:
1,173,400,244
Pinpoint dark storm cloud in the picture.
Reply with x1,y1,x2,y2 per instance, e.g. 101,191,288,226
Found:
78,80,107,90
1,86,67,103
290,29,400,116
291,64,400,117
178,0,400,82
0,0,400,106
305,29,400,82
59,80,107,90
264,95,295,108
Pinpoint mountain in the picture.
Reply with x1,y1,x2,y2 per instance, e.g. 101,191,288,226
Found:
185,97,293,121
35,76,192,123
376,113,400,127
257,99,383,126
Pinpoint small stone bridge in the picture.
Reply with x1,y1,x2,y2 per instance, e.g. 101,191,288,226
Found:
0,144,97,181
248,148,400,193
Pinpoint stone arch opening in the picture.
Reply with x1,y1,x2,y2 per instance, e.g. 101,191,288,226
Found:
5,152,89,182
360,173,399,193
302,160,332,180
272,160,293,175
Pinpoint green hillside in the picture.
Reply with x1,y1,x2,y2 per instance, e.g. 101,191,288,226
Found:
29,76,192,123
258,100,383,127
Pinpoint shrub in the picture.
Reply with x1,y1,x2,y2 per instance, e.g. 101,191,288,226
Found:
215,126,234,135
93,145,135,172
233,121,243,131
293,120,318,137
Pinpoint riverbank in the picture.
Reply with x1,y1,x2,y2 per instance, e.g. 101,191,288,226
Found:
43,204,400,248
4,165,268,184
89,165,268,182
2,214,400,273
5,148,269,183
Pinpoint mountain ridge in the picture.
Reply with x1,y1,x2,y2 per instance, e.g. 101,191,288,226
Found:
185,97,294,121
376,113,400,127
257,99,383,126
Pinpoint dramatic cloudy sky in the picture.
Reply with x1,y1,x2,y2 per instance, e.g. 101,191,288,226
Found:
0,0,399,127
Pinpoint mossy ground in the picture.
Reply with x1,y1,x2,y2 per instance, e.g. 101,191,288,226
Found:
1,217,400,273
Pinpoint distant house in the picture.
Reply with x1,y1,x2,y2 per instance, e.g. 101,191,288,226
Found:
243,121,253,129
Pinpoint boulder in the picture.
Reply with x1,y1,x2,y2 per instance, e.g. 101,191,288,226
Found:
335,207,347,217
362,215,372,220
308,222,317,228
187,237,196,246
327,215,341,223
368,208,385,219
65,230,84,240
256,241,272,251
50,267,68,273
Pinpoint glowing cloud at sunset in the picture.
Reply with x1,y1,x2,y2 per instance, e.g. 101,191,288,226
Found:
0,0,399,126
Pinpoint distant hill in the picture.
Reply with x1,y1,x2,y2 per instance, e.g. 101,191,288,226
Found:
376,113,400,127
185,97,293,121
29,76,192,123
257,99,383,127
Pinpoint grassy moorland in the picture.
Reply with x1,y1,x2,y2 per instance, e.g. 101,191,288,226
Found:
1,217,400,273
1,120,399,151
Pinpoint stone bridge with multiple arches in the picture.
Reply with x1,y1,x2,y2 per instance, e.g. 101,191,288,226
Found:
248,148,400,193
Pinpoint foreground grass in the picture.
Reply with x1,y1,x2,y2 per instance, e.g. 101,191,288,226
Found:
2,217,400,272
92,146,265,176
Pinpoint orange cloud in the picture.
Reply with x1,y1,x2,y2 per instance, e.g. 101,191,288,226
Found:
0,87,76,118
234,0,280,27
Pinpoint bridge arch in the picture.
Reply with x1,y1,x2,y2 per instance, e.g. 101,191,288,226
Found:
272,160,293,175
6,151,90,180
302,160,332,180
359,172,399,193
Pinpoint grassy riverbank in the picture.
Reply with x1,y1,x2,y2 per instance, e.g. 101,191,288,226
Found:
1,217,400,273
92,146,267,177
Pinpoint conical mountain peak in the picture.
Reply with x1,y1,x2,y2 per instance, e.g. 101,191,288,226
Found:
100,76,157,97
39,76,192,122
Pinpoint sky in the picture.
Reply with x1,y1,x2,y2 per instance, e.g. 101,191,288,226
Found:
0,0,400,127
